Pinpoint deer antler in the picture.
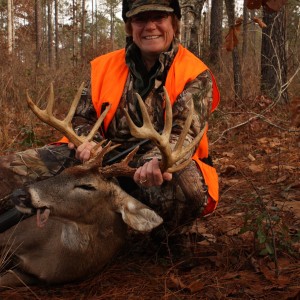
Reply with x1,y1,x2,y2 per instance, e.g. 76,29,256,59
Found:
26,82,111,148
123,87,207,173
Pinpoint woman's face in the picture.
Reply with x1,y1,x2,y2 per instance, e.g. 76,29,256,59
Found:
131,11,175,58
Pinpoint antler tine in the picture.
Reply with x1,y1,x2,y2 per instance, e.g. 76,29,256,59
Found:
85,140,120,166
167,123,207,173
123,93,160,141
101,146,139,178
123,87,207,173
26,82,110,148
86,104,111,142
64,82,86,125
45,83,55,115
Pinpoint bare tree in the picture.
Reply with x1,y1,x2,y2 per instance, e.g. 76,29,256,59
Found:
80,0,86,60
242,0,248,58
72,0,79,66
180,0,206,57
209,0,223,66
105,0,121,51
54,0,59,68
35,0,43,68
225,0,243,101
47,0,54,68
261,6,288,103
7,0,14,55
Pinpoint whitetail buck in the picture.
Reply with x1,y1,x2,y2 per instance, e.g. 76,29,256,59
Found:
0,83,205,289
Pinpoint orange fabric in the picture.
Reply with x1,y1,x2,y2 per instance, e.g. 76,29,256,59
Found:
90,45,220,214
91,49,129,131
56,136,69,144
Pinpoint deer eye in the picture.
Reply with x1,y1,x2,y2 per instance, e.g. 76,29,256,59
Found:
75,184,96,191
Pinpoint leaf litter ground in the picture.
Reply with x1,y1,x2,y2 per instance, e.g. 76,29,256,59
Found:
0,100,299,300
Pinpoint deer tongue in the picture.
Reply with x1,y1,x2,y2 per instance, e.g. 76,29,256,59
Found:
37,208,51,228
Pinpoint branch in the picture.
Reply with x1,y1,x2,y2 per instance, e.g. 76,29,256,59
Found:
212,112,300,145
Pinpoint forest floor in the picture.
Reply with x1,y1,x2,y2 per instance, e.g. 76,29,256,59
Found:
0,97,299,299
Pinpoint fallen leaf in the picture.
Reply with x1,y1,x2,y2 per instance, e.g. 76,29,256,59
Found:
169,273,186,290
248,164,265,173
259,264,290,287
222,151,235,158
258,137,269,144
248,153,256,161
187,280,205,293
221,165,237,176
270,175,288,184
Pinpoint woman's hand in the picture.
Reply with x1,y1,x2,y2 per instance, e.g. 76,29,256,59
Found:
68,141,97,163
134,157,172,187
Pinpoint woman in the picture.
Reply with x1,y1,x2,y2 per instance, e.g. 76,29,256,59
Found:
0,0,219,251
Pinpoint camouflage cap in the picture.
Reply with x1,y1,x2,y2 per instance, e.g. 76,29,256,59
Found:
122,0,181,21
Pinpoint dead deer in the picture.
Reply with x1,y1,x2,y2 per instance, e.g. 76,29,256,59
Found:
0,83,206,289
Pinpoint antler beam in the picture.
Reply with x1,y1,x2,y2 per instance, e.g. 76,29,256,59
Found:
123,87,207,173
26,82,111,148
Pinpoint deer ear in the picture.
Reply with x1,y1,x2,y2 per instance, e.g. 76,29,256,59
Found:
117,198,163,232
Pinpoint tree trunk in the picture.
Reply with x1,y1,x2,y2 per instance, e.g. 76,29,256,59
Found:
180,0,206,57
7,0,14,55
91,0,95,54
109,1,115,50
35,0,43,68
242,0,248,58
209,0,223,66
261,6,288,103
47,0,54,68
72,0,79,66
54,0,59,69
81,0,86,60
249,9,256,56
225,0,243,101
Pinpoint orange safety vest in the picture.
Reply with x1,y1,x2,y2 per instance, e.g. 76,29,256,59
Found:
90,44,220,215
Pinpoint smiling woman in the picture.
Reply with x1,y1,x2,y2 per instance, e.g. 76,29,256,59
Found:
129,11,176,69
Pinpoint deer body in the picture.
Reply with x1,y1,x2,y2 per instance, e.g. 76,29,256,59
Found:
0,163,162,288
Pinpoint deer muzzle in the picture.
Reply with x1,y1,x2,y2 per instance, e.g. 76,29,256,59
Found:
12,188,51,228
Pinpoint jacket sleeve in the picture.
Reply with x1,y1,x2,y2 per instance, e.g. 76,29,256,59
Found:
71,81,103,142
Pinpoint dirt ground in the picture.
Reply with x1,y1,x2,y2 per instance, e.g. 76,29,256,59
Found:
0,99,299,299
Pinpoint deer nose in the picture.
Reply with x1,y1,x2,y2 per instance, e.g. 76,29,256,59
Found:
11,188,31,207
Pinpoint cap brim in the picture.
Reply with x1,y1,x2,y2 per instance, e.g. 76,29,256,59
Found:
126,4,174,18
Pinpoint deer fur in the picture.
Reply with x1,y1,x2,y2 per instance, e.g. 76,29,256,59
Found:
0,157,162,289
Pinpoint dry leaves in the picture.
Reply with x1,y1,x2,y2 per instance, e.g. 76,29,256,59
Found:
225,18,243,51
225,15,266,51
246,0,287,11
168,273,205,293
248,163,265,173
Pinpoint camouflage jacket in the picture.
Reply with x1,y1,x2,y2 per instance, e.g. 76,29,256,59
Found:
72,39,213,166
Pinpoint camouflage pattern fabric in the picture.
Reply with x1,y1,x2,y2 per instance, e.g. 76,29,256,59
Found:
125,0,174,18
0,145,77,213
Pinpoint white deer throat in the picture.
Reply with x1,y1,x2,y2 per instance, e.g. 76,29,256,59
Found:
60,223,90,251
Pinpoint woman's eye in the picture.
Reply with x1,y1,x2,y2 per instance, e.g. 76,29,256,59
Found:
153,14,166,21
75,185,96,191
133,17,144,23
